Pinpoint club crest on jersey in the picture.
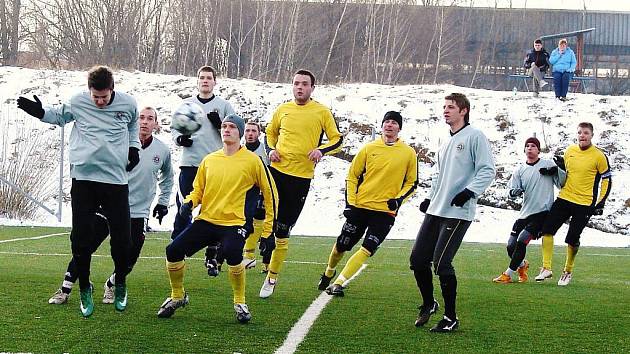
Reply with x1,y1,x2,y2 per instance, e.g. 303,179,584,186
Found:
457,143,464,151
153,155,161,164
115,111,130,121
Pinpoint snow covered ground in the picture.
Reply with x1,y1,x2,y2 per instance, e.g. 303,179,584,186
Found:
0,66,628,247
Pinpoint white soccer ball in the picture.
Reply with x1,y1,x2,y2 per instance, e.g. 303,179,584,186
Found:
171,102,204,135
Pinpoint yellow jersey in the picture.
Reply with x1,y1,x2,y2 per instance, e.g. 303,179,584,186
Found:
347,137,418,213
184,146,278,235
265,99,342,179
558,144,611,207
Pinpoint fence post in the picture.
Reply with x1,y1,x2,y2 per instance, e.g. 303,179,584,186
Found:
56,125,64,222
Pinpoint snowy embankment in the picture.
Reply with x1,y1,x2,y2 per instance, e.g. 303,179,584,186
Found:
0,67,628,247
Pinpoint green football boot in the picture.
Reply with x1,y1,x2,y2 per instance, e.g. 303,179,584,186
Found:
114,283,128,312
79,285,94,318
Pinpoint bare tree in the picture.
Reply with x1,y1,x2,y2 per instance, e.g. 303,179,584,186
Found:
321,0,348,83
0,0,20,65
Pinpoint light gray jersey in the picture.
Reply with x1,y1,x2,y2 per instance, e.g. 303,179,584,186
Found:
508,158,566,219
172,95,235,167
128,137,174,218
427,124,496,221
42,91,140,185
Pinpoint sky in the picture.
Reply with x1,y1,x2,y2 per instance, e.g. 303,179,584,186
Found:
461,0,630,11
0,66,628,248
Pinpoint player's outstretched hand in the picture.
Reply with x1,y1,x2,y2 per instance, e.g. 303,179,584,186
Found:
17,95,45,119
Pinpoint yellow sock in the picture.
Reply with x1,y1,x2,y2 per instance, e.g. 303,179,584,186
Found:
167,260,186,299
334,247,371,286
228,264,246,304
244,219,264,259
564,245,579,273
268,238,289,281
542,234,554,269
325,244,344,277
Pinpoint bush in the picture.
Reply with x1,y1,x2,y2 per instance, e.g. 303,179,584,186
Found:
0,106,59,219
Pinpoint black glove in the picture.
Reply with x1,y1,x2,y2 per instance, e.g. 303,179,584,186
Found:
17,95,45,119
387,198,402,211
259,234,276,259
207,112,221,130
419,199,430,213
179,201,193,218
254,206,266,220
539,166,558,176
152,204,168,224
590,205,604,216
450,188,474,207
126,147,140,172
509,189,524,198
532,231,542,240
343,205,357,219
176,135,193,147
553,155,565,170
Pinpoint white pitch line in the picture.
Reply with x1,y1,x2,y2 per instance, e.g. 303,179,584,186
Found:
0,232,68,244
0,251,329,264
274,264,368,354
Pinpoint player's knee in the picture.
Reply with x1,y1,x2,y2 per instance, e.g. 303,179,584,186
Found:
335,234,354,253
165,243,185,262
409,253,430,271
361,234,381,255
275,221,291,237
567,240,580,248
434,262,455,277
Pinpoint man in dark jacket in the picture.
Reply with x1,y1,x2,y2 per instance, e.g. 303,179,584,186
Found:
524,39,550,97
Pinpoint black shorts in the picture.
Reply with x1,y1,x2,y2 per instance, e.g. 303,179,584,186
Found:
336,207,395,255
270,167,311,238
166,219,247,265
511,211,549,238
541,198,591,246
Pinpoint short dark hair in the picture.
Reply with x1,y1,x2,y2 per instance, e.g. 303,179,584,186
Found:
141,106,158,122
294,69,315,86
445,93,470,123
534,39,543,44
245,119,261,133
197,66,216,80
87,65,114,90
578,122,594,132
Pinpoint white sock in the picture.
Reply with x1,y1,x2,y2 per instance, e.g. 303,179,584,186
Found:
505,268,515,276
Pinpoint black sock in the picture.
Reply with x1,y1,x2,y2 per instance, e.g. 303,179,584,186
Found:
75,253,91,291
413,267,434,307
509,241,527,271
439,274,457,319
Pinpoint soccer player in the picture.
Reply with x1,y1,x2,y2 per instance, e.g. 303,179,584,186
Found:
318,111,417,296
171,66,235,245
47,107,174,307
17,65,140,317
492,137,565,284
535,122,611,286
204,120,271,274
409,93,495,332
157,114,278,323
259,69,342,298
205,120,271,273
241,120,273,272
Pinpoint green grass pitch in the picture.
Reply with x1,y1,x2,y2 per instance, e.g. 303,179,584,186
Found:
0,225,628,353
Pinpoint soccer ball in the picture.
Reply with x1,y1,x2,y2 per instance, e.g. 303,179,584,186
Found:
171,102,204,135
